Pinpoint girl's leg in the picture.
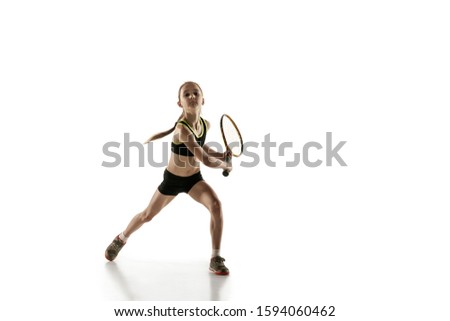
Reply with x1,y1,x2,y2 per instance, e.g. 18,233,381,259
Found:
188,181,223,251
188,181,229,275
105,189,175,261
123,189,176,237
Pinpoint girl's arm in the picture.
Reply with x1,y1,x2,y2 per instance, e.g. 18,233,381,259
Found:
177,124,231,171
201,119,230,161
202,144,229,161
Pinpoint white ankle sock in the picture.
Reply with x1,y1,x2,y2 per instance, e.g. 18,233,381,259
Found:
212,249,220,257
118,232,128,243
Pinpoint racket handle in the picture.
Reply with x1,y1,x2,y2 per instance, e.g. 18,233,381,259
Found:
222,150,231,177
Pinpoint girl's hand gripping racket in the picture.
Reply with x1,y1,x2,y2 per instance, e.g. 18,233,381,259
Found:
220,114,243,177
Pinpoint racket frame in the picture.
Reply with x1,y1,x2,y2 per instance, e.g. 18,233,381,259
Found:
220,114,243,157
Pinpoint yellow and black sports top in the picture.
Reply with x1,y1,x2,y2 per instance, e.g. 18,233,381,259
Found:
171,117,207,157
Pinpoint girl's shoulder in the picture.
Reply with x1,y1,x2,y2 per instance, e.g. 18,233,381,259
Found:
201,117,210,130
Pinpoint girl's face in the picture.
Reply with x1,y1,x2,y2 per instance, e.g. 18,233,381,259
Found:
178,82,204,110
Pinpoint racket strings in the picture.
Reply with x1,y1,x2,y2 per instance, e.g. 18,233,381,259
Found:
222,118,242,156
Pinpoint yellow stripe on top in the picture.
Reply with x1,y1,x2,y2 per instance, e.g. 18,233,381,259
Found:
171,117,208,156
178,117,205,139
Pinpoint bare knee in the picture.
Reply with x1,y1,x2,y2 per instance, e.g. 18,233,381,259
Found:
209,198,222,216
139,209,157,223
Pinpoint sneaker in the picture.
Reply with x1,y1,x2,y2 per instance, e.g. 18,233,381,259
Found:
105,235,126,261
209,256,229,275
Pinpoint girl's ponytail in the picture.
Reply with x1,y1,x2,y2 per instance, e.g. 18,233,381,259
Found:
145,112,183,142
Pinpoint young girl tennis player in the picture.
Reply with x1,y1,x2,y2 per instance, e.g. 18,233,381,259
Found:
105,82,232,275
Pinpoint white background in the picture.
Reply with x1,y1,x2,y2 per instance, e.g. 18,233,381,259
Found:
1,0,449,320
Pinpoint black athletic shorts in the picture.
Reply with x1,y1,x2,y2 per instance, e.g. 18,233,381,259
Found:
157,169,204,196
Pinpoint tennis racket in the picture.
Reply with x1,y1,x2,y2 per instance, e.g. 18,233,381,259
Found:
220,114,243,177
